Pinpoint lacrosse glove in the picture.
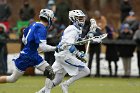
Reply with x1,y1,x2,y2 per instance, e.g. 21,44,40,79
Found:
76,51,87,63
87,28,102,38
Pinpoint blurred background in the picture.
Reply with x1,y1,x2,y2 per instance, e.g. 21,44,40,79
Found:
0,0,140,78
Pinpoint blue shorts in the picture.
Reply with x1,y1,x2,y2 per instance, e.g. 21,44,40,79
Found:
14,53,43,71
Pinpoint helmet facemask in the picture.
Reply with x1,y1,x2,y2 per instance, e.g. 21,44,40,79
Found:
75,16,86,27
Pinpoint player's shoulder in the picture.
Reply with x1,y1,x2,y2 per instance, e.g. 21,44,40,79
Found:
63,25,78,36
34,22,45,28
66,25,77,30
64,25,77,32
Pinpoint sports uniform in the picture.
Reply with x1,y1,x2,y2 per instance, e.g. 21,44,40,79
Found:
0,9,56,83
15,22,50,72
37,10,90,93
53,24,87,76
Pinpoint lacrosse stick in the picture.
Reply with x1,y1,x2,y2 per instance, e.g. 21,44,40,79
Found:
39,19,107,54
74,33,107,45
85,19,97,55
38,33,107,54
85,41,90,55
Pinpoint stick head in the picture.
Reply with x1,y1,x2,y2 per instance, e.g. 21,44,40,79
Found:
90,18,101,30
90,19,96,25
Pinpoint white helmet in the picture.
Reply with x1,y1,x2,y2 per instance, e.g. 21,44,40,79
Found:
39,9,54,21
69,10,86,27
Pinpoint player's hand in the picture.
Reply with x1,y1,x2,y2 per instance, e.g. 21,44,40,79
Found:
45,66,55,80
92,37,102,43
77,37,85,45
86,32,94,38
76,51,87,63
80,55,87,63
91,33,107,43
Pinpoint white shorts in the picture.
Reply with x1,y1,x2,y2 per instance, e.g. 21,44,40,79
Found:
52,51,86,76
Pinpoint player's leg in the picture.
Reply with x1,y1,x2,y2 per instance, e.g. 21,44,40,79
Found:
36,70,66,93
36,60,55,79
36,60,50,72
45,72,66,93
60,66,90,93
44,58,67,93
36,53,66,93
36,57,67,93
35,61,51,93
0,69,24,83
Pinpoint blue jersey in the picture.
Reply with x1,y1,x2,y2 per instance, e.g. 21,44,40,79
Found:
22,22,47,54
14,22,48,71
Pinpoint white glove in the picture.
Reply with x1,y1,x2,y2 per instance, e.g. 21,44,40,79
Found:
92,37,102,43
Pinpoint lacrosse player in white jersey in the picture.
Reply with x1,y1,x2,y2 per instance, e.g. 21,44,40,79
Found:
36,10,102,93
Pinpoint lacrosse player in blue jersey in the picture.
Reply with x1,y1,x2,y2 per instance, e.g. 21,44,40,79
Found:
0,9,56,83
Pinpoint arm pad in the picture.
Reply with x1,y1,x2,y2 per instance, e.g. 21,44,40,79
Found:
68,45,87,62
68,45,84,58
69,45,77,53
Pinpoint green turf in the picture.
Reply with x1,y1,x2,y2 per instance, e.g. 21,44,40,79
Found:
0,76,140,93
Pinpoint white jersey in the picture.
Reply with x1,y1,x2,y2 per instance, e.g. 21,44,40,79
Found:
59,25,82,46
53,25,86,76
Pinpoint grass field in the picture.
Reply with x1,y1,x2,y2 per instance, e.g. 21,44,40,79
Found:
0,76,140,93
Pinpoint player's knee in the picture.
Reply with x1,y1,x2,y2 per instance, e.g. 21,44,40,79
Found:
53,78,63,86
7,75,18,83
53,73,63,86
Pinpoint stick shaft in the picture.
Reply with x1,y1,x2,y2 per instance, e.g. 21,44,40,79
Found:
74,33,107,45
85,41,90,55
